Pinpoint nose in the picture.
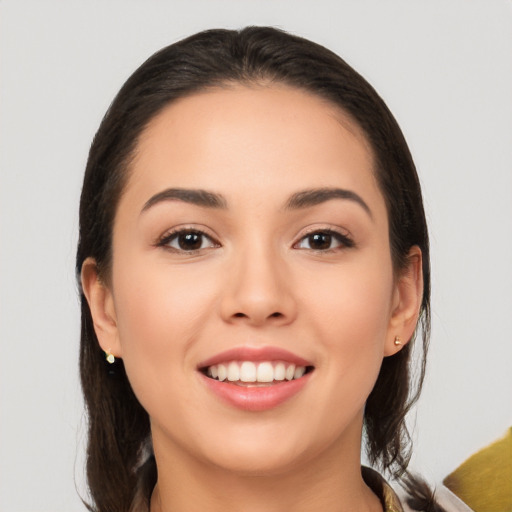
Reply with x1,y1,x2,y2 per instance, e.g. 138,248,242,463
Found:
219,244,297,327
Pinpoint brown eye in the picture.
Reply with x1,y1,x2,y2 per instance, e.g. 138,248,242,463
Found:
307,233,332,250
160,230,218,252
295,230,354,251
176,232,203,250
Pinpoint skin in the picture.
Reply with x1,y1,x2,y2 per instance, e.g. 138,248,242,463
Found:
82,84,423,512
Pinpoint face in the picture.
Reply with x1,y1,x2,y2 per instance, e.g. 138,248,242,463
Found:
84,85,419,476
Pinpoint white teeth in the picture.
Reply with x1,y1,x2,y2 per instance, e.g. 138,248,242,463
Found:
294,366,306,379
285,364,296,381
240,361,257,382
205,361,309,383
217,364,227,381
256,362,274,382
227,361,240,381
274,362,285,381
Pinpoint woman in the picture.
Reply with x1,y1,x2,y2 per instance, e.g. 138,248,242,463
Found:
77,27,439,512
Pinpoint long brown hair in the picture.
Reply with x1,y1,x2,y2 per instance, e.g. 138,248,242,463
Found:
77,26,432,511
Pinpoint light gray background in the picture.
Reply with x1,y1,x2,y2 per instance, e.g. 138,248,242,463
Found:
1,1,511,510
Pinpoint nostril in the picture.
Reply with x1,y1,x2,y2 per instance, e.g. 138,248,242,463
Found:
229,311,286,323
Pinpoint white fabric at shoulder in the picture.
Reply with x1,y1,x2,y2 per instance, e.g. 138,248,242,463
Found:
397,484,475,512
434,486,475,512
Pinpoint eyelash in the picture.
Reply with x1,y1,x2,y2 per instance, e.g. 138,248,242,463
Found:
293,229,355,252
156,227,354,254
156,228,220,253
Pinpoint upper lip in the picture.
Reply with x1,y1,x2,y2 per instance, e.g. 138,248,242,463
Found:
197,346,313,369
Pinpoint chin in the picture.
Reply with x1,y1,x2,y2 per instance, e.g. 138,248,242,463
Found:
206,447,308,477
193,426,320,478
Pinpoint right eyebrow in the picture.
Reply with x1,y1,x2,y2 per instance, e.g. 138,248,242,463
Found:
285,187,373,219
140,188,228,214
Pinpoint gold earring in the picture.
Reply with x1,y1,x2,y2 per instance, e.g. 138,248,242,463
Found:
105,350,115,364
394,336,402,346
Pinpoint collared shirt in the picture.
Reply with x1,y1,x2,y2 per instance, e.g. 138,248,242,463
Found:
362,467,404,512
362,466,475,512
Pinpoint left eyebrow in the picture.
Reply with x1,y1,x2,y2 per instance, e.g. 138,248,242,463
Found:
140,187,228,214
285,187,373,219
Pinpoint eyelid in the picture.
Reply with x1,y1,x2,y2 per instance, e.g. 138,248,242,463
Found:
293,225,355,251
155,225,221,252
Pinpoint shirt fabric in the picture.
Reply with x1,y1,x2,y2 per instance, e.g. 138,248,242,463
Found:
362,466,405,512
362,466,475,512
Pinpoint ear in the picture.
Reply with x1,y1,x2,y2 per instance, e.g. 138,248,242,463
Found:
384,246,424,356
81,257,122,359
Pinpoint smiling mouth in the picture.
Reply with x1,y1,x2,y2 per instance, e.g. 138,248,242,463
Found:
200,361,315,386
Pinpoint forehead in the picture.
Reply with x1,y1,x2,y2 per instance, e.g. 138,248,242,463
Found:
137,84,372,162
125,84,383,215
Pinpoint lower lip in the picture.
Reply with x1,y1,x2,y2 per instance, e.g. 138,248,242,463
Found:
200,372,312,412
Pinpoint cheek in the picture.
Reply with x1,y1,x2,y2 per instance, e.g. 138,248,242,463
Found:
310,254,393,324
304,254,394,379
110,257,220,407
113,258,217,345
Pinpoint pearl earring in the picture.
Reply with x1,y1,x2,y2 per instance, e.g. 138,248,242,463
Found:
105,350,115,364
394,336,402,346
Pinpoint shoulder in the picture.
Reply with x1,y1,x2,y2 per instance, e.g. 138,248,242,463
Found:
432,486,476,512
362,466,406,512
362,467,475,512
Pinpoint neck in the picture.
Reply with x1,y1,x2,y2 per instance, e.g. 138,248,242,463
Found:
149,420,382,512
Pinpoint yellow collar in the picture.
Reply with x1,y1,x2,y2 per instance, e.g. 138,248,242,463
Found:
362,466,404,512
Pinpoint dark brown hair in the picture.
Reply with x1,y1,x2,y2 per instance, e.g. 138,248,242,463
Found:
77,26,431,511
